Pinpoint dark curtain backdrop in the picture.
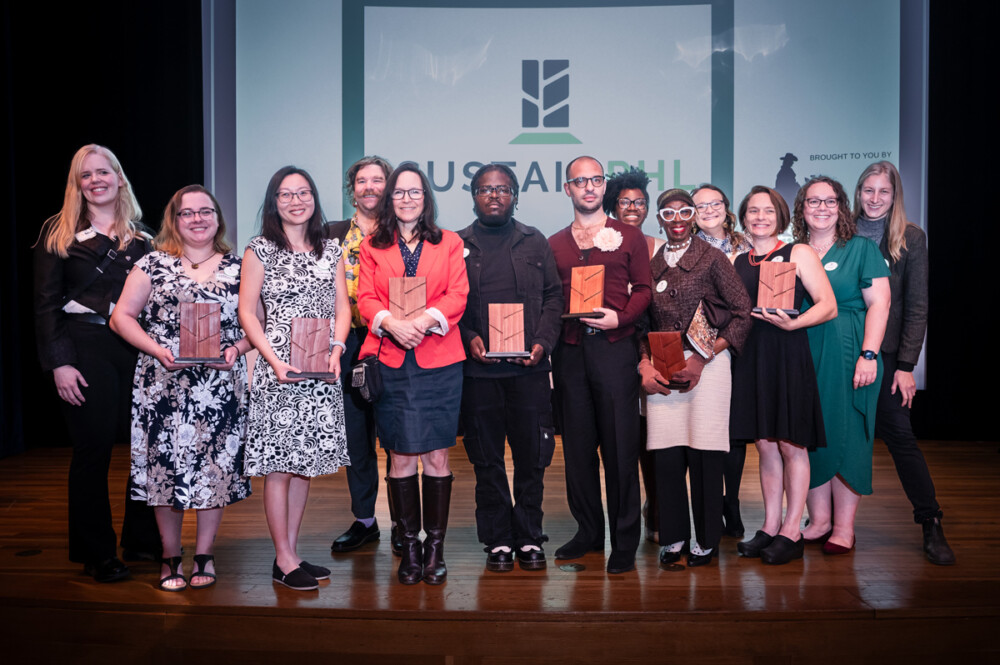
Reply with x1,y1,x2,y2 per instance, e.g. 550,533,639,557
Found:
0,2,991,457
2,2,203,457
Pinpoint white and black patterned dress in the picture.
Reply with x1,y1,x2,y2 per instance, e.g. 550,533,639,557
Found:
130,251,251,509
244,237,349,477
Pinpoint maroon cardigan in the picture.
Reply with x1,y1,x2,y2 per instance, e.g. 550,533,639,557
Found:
548,217,652,344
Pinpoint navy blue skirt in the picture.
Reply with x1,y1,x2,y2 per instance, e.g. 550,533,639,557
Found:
374,351,462,454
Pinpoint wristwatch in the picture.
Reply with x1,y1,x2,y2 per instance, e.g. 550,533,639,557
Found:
860,349,877,360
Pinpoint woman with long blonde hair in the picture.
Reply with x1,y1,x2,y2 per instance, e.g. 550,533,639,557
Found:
34,144,160,582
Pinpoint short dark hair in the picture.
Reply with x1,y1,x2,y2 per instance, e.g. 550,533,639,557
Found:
260,166,327,257
470,163,519,199
738,185,790,237
792,175,855,246
370,162,443,249
603,167,650,215
345,155,393,205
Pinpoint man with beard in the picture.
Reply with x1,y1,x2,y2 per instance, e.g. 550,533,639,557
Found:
327,156,400,554
458,164,563,572
548,156,652,574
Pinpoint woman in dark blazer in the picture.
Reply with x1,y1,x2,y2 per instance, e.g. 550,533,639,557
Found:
851,161,954,564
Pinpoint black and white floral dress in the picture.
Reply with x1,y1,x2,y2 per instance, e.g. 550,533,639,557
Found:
244,237,349,477
130,251,251,509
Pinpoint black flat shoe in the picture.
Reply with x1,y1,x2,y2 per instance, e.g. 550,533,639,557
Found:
298,560,330,580
659,543,688,568
157,556,186,591
331,520,380,553
737,530,774,558
517,547,547,571
189,554,216,589
687,549,716,567
85,557,131,583
554,537,603,561
486,547,514,572
606,550,636,574
760,535,804,565
272,559,318,591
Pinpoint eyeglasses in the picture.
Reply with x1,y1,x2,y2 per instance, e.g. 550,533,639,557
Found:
805,197,838,209
658,207,696,222
567,175,605,188
617,198,647,210
276,189,313,204
474,185,514,198
695,200,725,212
391,188,425,200
177,207,216,221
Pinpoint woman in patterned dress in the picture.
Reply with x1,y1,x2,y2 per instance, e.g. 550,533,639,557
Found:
238,167,351,591
112,185,253,590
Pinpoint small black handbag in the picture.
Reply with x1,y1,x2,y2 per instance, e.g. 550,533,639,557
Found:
351,337,384,403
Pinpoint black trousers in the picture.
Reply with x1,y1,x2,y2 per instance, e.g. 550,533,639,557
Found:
655,447,725,550
875,352,941,523
340,327,379,520
552,334,641,555
461,371,555,548
62,321,159,564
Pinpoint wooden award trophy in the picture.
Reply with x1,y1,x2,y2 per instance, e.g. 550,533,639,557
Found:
288,318,334,379
389,276,427,321
484,303,531,359
648,331,689,390
175,302,223,363
561,265,606,320
753,262,800,317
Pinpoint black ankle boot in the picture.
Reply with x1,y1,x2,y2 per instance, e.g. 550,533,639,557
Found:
421,473,453,585
387,475,422,584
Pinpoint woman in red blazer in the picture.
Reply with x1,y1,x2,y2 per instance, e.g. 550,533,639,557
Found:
357,162,468,585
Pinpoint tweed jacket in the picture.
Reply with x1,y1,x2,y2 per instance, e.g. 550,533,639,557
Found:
645,236,752,355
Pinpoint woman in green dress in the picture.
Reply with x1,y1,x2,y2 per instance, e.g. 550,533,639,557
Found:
793,176,890,554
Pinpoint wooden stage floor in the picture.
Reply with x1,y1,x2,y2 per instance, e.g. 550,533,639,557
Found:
0,439,997,663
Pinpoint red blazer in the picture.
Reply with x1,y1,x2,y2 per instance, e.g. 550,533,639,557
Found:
358,229,469,369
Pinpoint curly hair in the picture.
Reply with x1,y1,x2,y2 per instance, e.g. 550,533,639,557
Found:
602,167,650,215
792,176,855,246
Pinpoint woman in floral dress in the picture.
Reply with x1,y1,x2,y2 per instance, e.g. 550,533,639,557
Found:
112,185,252,591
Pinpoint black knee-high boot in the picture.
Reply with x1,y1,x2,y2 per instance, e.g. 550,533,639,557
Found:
384,474,403,557
422,473,453,585
387,475,422,584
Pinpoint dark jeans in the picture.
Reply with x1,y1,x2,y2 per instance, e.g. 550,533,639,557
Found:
62,322,159,564
875,352,941,523
461,371,555,548
340,327,379,520
655,447,724,550
552,334,641,556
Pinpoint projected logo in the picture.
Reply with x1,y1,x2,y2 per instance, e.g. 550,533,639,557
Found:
510,59,581,145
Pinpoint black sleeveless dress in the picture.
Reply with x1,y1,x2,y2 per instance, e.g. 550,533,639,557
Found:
730,243,826,449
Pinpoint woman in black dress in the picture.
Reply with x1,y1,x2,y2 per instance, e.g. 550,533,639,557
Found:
729,185,836,565
34,144,160,582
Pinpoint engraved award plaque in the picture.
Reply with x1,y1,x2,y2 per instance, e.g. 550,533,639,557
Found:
562,265,606,320
648,331,689,390
753,262,800,317
175,302,223,363
484,303,531,359
389,276,427,321
287,317,335,379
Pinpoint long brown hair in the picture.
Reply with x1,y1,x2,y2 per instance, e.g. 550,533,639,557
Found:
38,144,142,257
155,185,232,257
370,162,442,249
853,160,909,262
691,183,745,249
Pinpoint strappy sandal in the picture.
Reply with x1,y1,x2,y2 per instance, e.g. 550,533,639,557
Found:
189,554,217,589
158,556,187,592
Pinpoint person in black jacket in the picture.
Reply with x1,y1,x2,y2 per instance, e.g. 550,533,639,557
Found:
33,144,160,582
458,164,563,572
325,156,398,555
852,161,954,565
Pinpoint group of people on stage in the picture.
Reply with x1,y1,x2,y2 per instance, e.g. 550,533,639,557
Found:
33,145,954,592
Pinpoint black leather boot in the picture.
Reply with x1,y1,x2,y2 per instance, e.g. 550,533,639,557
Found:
922,517,956,565
421,473,453,585
385,475,403,557
387,475,422,584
